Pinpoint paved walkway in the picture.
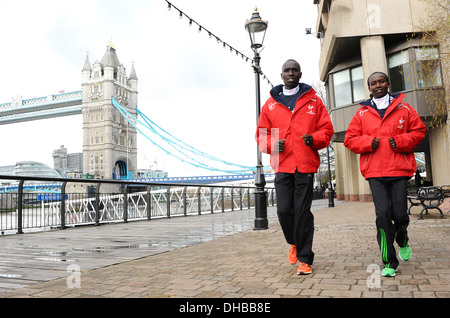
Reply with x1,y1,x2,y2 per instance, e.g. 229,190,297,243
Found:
0,199,448,299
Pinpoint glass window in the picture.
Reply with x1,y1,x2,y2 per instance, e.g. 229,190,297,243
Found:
388,51,413,93
331,66,365,107
333,69,352,107
351,66,365,102
415,47,442,88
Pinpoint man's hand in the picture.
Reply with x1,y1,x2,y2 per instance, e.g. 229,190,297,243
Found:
302,134,313,146
372,137,380,150
275,139,286,153
389,137,397,149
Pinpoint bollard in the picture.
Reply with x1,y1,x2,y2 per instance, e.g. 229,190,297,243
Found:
17,180,24,234
146,186,152,220
60,182,68,229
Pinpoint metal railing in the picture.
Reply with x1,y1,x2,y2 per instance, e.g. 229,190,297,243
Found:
0,175,276,235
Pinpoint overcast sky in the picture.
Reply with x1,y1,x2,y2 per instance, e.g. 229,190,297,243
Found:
0,0,322,177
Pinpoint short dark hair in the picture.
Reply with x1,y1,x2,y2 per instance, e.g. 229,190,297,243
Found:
282,59,301,71
367,72,390,87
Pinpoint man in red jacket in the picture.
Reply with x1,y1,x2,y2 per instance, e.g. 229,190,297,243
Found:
256,59,334,275
344,72,426,277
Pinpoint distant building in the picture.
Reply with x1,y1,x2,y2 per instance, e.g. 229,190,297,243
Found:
52,145,83,177
0,161,61,184
0,165,15,177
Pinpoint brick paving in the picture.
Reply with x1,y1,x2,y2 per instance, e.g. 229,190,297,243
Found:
0,200,448,299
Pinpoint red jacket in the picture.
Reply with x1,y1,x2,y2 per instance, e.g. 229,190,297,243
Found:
256,84,334,174
344,93,426,179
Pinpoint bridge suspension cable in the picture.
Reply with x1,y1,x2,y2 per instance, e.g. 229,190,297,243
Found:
111,97,260,174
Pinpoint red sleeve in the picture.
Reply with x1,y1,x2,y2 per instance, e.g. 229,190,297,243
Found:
310,98,334,149
393,107,426,153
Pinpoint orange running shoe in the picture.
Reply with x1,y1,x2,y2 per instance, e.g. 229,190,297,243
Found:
297,262,312,275
288,245,298,265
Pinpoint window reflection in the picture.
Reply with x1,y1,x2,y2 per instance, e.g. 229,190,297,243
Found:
333,69,352,107
332,66,364,107
351,67,365,102
388,50,413,93
415,47,442,88
388,47,442,93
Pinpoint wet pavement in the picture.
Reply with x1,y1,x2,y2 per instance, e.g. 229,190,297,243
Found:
0,198,448,301
0,201,283,292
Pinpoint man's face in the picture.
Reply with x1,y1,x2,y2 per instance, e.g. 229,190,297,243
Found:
368,73,389,98
281,60,302,89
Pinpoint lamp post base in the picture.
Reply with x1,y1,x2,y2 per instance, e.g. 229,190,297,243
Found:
254,218,268,230
328,189,335,207
254,186,268,230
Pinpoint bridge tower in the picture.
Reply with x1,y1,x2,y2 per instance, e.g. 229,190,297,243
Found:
81,42,138,179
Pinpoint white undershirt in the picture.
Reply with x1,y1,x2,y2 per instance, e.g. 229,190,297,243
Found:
372,94,390,109
283,85,300,96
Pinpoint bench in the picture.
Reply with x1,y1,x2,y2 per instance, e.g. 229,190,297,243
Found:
407,186,445,219
442,185,450,199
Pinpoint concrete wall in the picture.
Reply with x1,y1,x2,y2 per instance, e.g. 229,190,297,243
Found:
318,0,430,80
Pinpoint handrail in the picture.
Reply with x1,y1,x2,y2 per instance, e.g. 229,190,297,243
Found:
0,175,276,235
0,175,263,189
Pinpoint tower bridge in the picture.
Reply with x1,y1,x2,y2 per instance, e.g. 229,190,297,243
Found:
1,44,138,180
0,43,263,182
0,90,82,124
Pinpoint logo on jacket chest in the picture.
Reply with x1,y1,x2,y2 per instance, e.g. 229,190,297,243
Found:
306,105,315,115
397,117,405,129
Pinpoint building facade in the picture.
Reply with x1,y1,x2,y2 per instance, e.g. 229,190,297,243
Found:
0,161,61,182
52,145,83,177
81,43,138,179
314,0,449,200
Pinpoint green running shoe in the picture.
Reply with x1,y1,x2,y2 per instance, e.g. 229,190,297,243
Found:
381,266,396,277
399,245,411,261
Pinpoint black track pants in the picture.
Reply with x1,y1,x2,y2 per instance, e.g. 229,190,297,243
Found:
368,177,410,269
275,171,315,265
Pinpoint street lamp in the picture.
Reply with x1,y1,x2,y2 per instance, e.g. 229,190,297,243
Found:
245,7,268,230
245,7,268,50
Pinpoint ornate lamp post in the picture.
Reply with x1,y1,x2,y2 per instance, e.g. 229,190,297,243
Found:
245,7,268,230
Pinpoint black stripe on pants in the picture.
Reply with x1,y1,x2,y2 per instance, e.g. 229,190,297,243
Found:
275,171,315,265
368,177,410,269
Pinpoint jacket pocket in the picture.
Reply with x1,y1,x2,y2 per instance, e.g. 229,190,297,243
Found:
394,152,415,175
361,153,370,172
362,152,370,170
402,153,410,165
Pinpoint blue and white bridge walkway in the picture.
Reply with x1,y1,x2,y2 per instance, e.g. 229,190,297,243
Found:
0,173,275,193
